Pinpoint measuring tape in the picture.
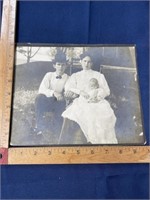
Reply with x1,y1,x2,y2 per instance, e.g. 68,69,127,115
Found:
0,0,150,165
0,0,17,148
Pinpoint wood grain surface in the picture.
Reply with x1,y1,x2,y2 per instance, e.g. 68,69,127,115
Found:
8,146,150,164
0,0,17,148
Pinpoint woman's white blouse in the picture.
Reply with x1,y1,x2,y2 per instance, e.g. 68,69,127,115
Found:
65,69,110,99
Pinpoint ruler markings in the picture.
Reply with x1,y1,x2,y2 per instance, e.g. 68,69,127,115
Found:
0,0,17,148
7,146,150,164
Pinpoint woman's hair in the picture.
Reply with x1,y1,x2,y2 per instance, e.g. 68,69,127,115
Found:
80,51,93,61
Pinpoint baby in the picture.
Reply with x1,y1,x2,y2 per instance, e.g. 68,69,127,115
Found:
86,78,103,103
65,78,104,104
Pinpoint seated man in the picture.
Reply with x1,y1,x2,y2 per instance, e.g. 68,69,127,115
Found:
34,50,69,134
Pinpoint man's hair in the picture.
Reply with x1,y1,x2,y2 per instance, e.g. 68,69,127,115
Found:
53,50,67,64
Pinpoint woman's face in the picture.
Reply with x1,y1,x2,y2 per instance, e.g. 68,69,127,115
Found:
80,56,92,70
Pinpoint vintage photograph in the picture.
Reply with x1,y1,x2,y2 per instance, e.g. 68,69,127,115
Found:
10,45,145,146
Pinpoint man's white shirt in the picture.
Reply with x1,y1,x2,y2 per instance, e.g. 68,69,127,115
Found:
38,72,69,97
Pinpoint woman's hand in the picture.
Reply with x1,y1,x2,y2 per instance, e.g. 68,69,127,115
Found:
88,97,98,103
80,91,90,99
65,91,75,99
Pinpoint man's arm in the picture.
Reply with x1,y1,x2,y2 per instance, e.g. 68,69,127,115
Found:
38,73,54,97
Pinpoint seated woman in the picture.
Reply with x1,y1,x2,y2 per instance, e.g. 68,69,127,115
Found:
62,52,118,144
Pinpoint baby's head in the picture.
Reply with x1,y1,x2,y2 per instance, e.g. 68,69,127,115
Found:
89,78,99,89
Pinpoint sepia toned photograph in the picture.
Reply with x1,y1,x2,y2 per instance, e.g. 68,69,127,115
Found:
10,45,145,146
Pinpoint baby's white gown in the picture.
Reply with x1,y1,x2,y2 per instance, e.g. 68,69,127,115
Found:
62,69,118,144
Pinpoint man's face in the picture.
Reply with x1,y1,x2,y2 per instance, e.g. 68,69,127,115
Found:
54,62,67,75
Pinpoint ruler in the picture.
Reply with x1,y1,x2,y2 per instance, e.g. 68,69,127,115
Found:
0,0,17,148
0,0,150,165
8,146,150,164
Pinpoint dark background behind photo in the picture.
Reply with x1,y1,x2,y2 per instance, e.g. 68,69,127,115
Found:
1,1,149,199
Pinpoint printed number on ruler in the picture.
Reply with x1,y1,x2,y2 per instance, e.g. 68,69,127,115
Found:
1,0,16,147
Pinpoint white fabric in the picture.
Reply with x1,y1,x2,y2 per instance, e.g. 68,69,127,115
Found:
62,69,118,144
86,88,105,103
38,72,68,97
65,69,110,98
